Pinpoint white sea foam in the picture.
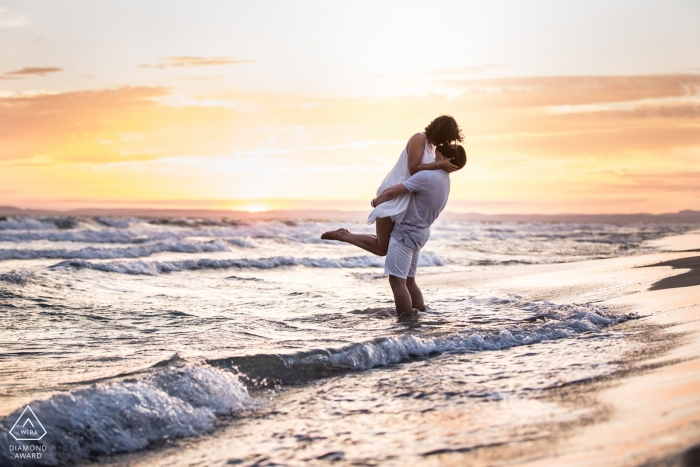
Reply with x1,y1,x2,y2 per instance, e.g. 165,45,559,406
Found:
0,269,35,285
53,252,444,275
0,229,258,249
185,305,628,392
0,240,231,261
0,218,329,245
0,230,174,244
225,237,257,248
0,362,253,466
214,302,630,386
94,216,132,228
0,218,57,230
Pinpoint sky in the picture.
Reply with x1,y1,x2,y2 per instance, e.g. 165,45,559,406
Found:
1,0,699,214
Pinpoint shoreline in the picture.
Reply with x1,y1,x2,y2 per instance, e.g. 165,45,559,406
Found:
418,232,700,466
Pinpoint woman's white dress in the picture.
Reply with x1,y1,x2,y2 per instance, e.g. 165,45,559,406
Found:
367,133,435,225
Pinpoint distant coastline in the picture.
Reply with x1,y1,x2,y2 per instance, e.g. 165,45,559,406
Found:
1,205,699,224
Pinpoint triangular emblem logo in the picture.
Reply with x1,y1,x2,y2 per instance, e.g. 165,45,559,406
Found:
9,406,47,441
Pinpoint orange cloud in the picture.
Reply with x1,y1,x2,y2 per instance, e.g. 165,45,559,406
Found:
140,56,253,69
384,64,512,79
431,64,512,75
1,67,63,79
0,86,171,162
443,74,700,108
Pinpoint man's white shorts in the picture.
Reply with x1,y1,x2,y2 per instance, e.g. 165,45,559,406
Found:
384,237,420,279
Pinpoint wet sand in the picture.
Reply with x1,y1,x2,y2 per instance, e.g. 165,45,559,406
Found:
419,231,700,466
644,256,700,290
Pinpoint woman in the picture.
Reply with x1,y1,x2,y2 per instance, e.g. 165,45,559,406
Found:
321,115,463,255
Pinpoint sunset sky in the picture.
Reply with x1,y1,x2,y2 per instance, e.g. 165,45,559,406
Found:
1,0,699,214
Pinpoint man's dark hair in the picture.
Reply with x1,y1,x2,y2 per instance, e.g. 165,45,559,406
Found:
424,115,463,146
436,144,467,170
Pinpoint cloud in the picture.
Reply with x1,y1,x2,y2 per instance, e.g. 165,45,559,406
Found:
0,86,171,162
1,67,63,79
572,104,700,119
382,64,511,80
231,139,405,157
177,75,225,81
444,74,700,107
140,56,253,69
599,170,700,193
0,7,27,29
430,64,512,76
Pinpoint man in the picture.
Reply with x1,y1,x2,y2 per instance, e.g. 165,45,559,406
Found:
321,144,466,317
370,144,466,317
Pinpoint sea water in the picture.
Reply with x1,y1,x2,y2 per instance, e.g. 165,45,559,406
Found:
0,216,691,466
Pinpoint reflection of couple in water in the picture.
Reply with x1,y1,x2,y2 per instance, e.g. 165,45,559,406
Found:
322,115,467,318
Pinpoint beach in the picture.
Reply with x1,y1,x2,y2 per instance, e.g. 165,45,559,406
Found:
420,232,700,466
0,218,699,466
101,232,700,467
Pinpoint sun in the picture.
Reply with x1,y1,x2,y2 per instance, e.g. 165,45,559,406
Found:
245,204,268,213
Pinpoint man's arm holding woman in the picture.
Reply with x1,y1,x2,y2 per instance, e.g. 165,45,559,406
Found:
371,170,431,207
371,183,409,208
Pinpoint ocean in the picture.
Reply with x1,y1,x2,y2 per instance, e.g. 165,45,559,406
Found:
0,215,693,466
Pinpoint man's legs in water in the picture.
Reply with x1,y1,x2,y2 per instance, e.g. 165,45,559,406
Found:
388,275,413,316
406,276,425,311
384,238,424,316
388,276,425,316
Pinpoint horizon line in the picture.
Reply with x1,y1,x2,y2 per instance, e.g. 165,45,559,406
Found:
1,205,699,221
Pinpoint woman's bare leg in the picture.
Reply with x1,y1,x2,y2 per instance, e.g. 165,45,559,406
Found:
321,217,394,256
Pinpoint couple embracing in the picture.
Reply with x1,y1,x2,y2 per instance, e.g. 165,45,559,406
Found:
322,115,467,318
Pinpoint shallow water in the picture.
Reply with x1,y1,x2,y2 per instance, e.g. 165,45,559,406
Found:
0,216,692,466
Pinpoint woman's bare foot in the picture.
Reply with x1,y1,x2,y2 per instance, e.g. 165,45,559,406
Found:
320,228,349,240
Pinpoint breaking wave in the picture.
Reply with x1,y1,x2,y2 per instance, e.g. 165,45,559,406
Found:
0,270,35,285
0,230,257,248
51,252,445,275
0,361,253,466
0,240,231,261
0,217,82,231
211,302,633,386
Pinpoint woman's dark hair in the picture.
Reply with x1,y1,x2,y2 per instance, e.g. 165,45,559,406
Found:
436,144,467,170
425,115,463,146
